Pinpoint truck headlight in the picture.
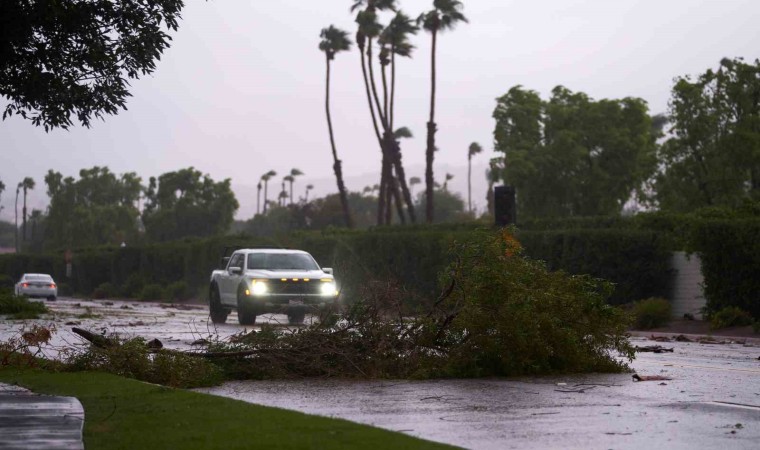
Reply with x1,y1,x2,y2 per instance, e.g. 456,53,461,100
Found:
320,281,337,296
251,280,268,296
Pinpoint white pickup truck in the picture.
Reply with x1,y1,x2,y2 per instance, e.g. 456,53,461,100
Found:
209,248,338,325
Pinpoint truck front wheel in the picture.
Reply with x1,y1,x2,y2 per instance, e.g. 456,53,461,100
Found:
237,285,257,326
209,285,229,324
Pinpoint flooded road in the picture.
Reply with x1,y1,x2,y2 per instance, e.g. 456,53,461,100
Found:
2,297,760,449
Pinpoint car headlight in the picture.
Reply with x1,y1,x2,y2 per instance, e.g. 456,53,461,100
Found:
320,281,337,296
251,280,268,296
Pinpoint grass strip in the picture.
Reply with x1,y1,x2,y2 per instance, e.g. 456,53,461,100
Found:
0,369,455,450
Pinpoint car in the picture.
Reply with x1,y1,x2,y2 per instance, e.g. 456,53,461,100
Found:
209,248,338,325
15,273,58,301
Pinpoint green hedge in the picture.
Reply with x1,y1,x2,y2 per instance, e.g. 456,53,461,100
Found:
691,219,760,319
0,226,673,307
517,229,672,305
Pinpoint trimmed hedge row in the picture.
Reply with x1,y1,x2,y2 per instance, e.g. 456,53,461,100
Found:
0,227,672,307
690,219,760,319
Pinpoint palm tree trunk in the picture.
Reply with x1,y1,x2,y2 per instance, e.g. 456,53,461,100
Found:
390,176,405,225
22,186,28,242
468,156,472,214
263,182,269,213
14,187,19,253
388,50,417,223
325,55,354,228
425,29,438,223
289,181,294,205
257,187,261,215
359,41,387,225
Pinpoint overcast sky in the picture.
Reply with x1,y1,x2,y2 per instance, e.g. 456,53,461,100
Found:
2,0,759,221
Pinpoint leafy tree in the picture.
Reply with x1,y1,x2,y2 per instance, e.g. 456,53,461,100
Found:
654,57,760,212
416,188,466,223
467,142,482,213
485,157,503,216
418,0,468,223
44,167,141,249
320,24,354,228
1,0,185,130
493,85,658,219
142,167,238,242
0,220,15,248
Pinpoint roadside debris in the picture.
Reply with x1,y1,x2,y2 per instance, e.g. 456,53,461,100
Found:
635,345,674,353
674,335,693,342
632,374,672,382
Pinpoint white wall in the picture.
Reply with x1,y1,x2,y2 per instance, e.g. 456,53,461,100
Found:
669,252,706,320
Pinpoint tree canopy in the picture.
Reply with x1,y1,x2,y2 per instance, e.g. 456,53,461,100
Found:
142,167,238,242
1,0,184,130
493,85,658,219
654,57,760,212
44,166,142,249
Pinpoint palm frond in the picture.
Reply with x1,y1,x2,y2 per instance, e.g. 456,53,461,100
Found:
393,126,413,139
320,25,352,59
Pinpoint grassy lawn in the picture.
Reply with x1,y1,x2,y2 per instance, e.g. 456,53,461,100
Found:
0,369,455,450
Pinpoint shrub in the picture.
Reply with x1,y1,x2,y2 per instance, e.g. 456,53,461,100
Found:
92,282,117,300
710,306,755,330
165,281,192,302
0,274,14,290
56,282,73,296
120,273,146,298
632,298,672,330
437,229,634,376
0,289,49,319
139,284,165,302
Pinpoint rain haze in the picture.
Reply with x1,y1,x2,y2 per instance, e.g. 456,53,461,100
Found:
2,0,759,221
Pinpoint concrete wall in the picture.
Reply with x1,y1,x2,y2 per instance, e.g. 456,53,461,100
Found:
669,251,706,320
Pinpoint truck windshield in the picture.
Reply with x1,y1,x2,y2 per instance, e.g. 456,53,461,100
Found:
247,253,320,271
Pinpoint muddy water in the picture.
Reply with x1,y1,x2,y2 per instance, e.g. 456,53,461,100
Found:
3,297,759,449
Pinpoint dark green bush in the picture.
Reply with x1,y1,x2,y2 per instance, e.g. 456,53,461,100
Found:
0,289,49,319
0,274,14,289
92,282,117,300
518,229,672,305
165,281,192,302
710,306,755,330
691,219,760,319
632,297,672,330
120,273,146,298
139,284,165,302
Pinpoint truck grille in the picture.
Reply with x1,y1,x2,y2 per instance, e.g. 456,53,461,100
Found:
268,279,322,295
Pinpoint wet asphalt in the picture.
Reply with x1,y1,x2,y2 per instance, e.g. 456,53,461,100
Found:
2,297,759,449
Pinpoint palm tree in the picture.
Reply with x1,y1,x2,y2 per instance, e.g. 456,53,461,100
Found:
256,181,262,215
14,183,20,252
320,25,354,228
409,176,421,197
20,177,35,242
261,170,277,213
282,176,293,206
467,142,483,214
288,168,303,205
443,173,454,191
305,184,314,202
419,0,468,223
353,1,404,226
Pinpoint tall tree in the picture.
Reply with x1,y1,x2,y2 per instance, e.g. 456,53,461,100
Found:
493,85,658,218
305,184,314,202
485,157,504,216
418,0,468,223
288,168,304,205
142,167,238,242
14,183,20,252
0,179,4,215
443,173,454,191
20,177,34,242
654,57,760,211
1,0,185,130
353,1,397,225
261,170,277,214
379,12,419,223
44,167,142,249
320,25,354,228
409,176,421,197
467,142,483,214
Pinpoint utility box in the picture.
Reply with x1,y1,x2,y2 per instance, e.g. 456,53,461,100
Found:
494,185,516,227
